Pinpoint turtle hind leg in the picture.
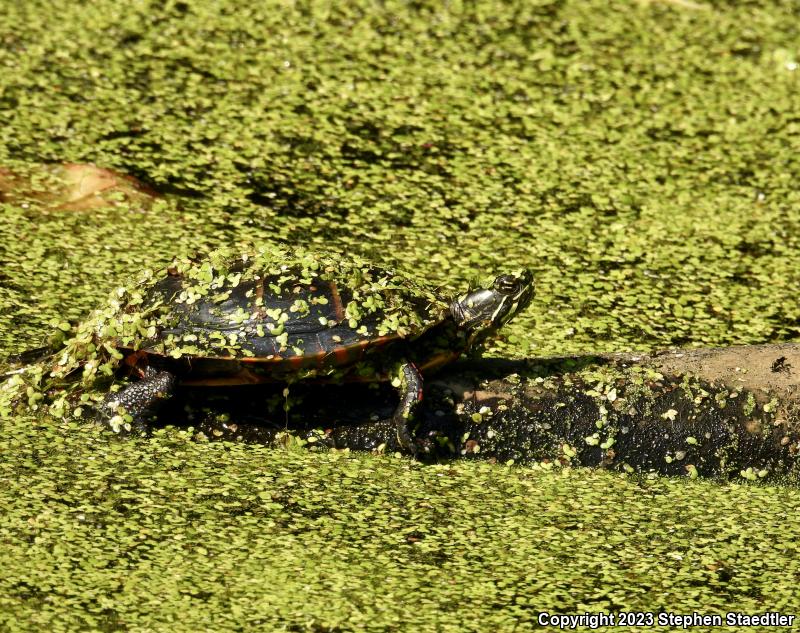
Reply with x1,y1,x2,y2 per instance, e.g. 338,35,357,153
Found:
97,366,177,434
392,362,423,457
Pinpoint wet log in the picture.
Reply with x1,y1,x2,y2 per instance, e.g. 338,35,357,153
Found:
173,343,800,483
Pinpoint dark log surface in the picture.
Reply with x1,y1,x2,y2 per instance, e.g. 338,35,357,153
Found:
167,343,800,483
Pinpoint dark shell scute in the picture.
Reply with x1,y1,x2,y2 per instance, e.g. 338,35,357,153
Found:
110,247,447,361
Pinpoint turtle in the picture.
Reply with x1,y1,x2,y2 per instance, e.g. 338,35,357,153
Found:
90,246,534,454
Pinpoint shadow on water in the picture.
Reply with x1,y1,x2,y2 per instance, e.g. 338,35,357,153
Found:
144,352,800,483
151,354,612,454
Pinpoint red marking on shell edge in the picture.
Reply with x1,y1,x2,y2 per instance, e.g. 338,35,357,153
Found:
329,281,345,322
180,367,269,386
311,350,329,368
370,335,396,347
122,350,150,378
333,346,351,364
124,350,147,368
419,351,462,373
127,330,404,370
256,278,265,301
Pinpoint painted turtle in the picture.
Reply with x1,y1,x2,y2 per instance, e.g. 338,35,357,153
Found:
95,246,534,454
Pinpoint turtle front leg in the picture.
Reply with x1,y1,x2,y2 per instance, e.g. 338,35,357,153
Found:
97,366,177,434
392,362,423,457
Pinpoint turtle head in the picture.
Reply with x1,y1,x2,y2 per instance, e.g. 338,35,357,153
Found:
450,270,534,346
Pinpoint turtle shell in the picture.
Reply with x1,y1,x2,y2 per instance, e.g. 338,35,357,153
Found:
105,246,448,375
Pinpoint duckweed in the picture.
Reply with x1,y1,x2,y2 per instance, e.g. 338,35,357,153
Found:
2,0,800,630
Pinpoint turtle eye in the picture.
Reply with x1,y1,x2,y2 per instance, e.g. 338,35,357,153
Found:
493,275,520,295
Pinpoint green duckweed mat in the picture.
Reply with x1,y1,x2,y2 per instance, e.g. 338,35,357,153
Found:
1,0,800,630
